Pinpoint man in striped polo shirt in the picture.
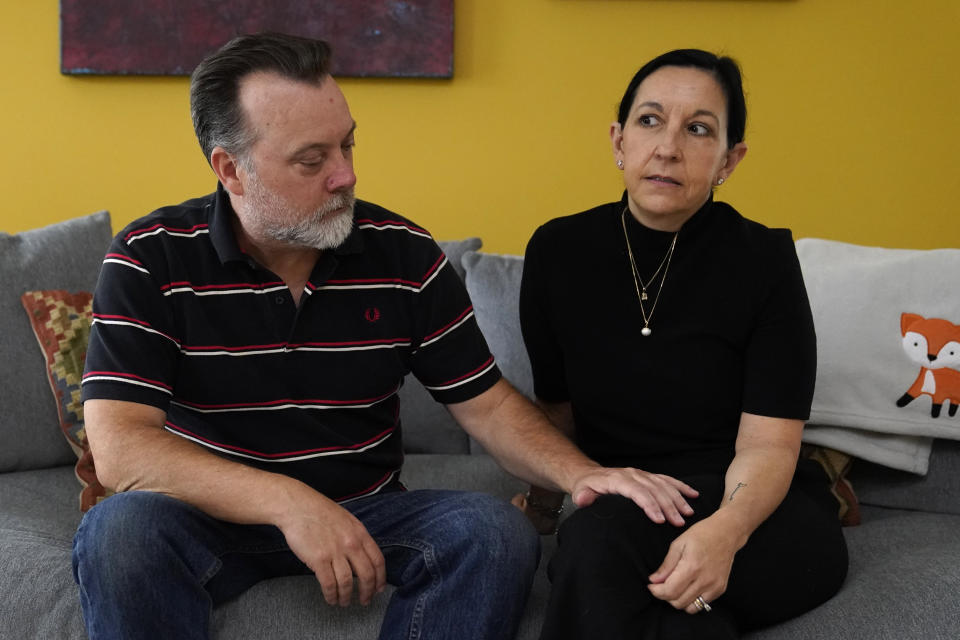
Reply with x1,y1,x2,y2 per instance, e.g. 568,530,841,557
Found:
75,33,695,640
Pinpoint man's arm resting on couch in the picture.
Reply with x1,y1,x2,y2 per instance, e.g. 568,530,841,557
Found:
83,398,386,607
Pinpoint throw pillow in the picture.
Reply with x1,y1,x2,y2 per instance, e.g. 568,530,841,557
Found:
398,237,482,455
800,444,861,527
0,210,112,472
461,251,532,399
803,423,933,475
796,239,960,472
20,290,112,511
462,250,533,455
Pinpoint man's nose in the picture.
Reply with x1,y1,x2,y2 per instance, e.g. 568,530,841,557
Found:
326,154,357,193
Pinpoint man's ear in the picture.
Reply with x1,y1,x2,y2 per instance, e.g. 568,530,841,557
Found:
211,147,246,196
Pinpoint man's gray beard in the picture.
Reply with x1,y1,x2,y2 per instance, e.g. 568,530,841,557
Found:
244,172,356,251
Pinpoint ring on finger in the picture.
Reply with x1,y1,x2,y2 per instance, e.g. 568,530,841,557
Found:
693,596,712,613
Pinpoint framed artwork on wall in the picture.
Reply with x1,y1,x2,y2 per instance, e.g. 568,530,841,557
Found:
60,0,454,77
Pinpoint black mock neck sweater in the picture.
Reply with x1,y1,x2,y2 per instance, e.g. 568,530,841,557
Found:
519,195,816,476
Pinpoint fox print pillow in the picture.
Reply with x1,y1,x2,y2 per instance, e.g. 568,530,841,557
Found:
796,238,960,452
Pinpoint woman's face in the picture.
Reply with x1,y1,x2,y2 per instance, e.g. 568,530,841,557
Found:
611,66,747,231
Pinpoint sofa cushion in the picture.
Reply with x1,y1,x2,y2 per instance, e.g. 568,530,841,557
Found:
462,251,534,454
462,251,532,398
0,468,86,639
0,211,112,472
848,438,960,516
746,506,960,640
796,239,960,473
438,238,480,282
0,467,84,542
20,290,112,511
398,238,481,455
0,531,86,639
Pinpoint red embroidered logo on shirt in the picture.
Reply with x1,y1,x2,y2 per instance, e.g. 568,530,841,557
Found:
364,307,381,323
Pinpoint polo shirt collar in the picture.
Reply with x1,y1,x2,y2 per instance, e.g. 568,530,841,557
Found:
209,183,247,265
207,183,365,265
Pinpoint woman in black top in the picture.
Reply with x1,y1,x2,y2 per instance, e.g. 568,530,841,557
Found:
516,49,848,639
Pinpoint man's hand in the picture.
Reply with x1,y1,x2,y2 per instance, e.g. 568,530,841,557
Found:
277,492,386,607
647,513,740,613
570,467,699,527
85,400,388,607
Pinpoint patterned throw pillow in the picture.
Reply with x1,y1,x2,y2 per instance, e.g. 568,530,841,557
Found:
20,290,112,511
801,444,861,526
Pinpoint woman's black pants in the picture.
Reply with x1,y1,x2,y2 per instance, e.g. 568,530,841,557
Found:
539,460,849,640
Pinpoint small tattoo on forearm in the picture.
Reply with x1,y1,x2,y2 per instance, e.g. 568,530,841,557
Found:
729,483,747,501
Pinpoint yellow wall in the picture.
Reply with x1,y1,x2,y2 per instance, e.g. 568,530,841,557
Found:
2,1,959,253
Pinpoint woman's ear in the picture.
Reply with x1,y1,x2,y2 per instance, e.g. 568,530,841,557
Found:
718,142,748,182
610,122,624,167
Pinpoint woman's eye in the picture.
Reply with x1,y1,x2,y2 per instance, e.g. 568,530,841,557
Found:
689,123,710,136
638,115,659,127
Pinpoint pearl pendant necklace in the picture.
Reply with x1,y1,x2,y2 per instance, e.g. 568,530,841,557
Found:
621,208,678,338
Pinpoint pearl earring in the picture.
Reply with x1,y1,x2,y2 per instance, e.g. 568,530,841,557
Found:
716,177,725,185
617,160,624,169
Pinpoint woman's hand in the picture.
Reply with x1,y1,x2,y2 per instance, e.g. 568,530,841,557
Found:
647,511,742,613
646,413,804,613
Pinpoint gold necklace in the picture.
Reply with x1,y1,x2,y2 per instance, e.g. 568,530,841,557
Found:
620,207,678,337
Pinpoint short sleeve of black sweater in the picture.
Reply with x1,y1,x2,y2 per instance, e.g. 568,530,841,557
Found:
519,198,816,475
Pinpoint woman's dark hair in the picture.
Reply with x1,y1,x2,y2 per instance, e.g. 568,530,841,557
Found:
616,49,746,149
190,32,333,166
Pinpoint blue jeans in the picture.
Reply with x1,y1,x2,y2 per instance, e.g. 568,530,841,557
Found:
73,489,540,640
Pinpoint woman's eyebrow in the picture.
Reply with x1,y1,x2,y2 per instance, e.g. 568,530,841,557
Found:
635,102,720,123
691,109,720,123
635,101,664,112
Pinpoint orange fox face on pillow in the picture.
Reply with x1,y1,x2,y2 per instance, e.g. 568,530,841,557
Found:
897,313,960,418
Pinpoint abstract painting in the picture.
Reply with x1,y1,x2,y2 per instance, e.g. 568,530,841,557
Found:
61,0,454,77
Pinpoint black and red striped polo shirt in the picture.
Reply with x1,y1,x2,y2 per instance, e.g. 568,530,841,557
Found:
81,185,501,502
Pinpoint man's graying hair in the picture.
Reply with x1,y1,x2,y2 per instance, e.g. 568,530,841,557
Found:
189,32,333,167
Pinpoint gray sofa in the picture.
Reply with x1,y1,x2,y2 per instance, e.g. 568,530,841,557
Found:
2,211,959,639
